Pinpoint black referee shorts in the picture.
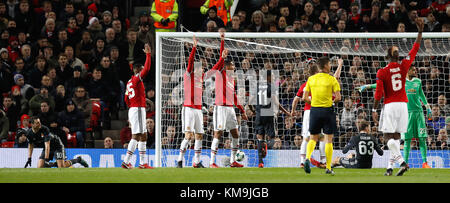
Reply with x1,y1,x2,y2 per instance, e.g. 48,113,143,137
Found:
309,107,336,135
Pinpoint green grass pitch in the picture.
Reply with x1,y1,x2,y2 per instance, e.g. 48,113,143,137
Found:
1,168,449,183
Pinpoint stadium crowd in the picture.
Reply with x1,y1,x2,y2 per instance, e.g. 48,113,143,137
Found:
0,0,449,152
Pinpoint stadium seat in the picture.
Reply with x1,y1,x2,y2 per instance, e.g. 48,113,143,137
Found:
1,141,15,148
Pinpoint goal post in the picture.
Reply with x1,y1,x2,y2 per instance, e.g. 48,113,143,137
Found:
155,32,450,168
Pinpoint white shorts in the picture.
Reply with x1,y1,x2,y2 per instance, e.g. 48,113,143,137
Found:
378,102,408,133
213,106,238,131
301,110,310,138
128,107,147,134
182,106,204,134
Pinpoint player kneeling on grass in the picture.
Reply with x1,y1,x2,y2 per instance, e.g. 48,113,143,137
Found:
331,120,383,169
24,117,88,168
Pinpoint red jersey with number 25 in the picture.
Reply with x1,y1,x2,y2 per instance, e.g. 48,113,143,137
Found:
125,53,151,108
374,42,420,104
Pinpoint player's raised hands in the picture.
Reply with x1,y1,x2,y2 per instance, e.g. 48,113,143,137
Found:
222,48,229,59
415,18,424,32
143,43,151,54
219,30,225,41
193,35,198,48
337,58,344,67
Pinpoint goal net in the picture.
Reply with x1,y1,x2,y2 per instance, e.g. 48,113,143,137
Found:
155,32,450,168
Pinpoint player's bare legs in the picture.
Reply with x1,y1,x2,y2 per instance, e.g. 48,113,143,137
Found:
229,128,243,168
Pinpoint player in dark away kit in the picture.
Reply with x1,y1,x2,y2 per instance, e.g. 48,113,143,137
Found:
331,120,383,169
24,116,88,168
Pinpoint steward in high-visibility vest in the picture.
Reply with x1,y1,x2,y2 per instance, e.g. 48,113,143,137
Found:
151,0,179,32
200,0,233,25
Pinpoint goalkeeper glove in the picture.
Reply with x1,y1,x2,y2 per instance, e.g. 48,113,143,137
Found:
24,158,31,168
426,108,432,119
358,85,369,93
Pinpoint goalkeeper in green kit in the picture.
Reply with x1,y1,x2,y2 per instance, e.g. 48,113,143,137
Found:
359,66,432,168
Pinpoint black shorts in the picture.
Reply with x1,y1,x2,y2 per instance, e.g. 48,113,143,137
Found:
39,147,66,160
339,157,358,168
309,107,336,135
255,116,275,138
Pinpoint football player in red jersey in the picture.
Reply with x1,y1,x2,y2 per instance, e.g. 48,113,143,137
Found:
209,38,248,168
372,18,424,176
121,43,153,169
176,35,208,168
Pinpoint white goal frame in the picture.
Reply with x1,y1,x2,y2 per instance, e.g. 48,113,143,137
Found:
154,32,450,167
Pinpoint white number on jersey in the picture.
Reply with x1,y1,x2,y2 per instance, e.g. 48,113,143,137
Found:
258,85,269,106
126,82,135,99
391,73,402,91
358,140,374,155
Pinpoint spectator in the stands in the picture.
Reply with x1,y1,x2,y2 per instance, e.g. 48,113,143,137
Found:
202,6,225,31
58,99,86,148
104,136,114,149
247,10,267,32
28,86,55,116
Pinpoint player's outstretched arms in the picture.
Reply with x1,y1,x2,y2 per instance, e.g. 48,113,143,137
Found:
333,58,344,80
357,83,376,93
415,18,424,44
186,36,198,73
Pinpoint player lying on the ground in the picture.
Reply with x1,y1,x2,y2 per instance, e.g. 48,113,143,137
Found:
358,66,432,168
24,117,88,168
331,120,383,169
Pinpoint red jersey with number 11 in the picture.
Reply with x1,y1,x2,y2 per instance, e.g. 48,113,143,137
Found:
125,53,151,108
374,42,420,104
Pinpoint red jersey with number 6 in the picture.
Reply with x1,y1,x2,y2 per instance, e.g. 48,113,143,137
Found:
374,42,420,104
125,53,151,108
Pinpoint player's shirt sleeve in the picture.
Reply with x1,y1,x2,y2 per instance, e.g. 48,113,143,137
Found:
138,53,152,80
296,83,305,97
304,78,311,93
219,38,224,56
374,69,385,101
417,79,429,106
211,56,225,72
401,42,420,70
373,136,384,156
331,76,341,93
186,46,197,73
42,126,51,142
342,136,357,154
